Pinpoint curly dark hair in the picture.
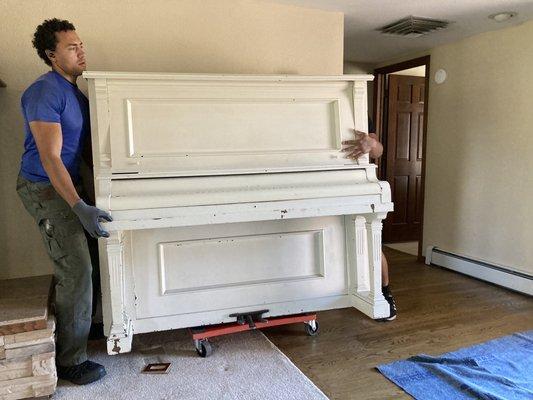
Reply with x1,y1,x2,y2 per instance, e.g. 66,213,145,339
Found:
32,18,76,66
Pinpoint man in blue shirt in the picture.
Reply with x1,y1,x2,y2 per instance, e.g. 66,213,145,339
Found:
16,18,110,384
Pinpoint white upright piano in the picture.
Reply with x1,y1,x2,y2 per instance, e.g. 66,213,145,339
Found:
83,72,393,355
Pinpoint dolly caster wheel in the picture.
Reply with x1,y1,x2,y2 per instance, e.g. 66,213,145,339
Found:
304,320,320,336
195,339,213,357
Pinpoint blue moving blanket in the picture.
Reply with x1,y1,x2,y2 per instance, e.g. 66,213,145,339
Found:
377,330,533,400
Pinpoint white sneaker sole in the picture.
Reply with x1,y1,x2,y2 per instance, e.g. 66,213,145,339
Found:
377,314,397,322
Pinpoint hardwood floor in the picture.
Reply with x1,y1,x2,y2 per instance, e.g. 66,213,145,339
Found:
264,248,533,400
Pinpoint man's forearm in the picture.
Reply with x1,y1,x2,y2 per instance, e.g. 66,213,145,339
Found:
41,156,81,207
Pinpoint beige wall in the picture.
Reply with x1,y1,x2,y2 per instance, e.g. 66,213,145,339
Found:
344,61,374,74
380,21,533,275
391,66,425,77
0,0,343,279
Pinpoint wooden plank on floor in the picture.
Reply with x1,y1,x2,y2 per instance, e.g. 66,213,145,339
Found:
0,276,56,400
0,352,56,382
0,374,56,399
1,319,55,351
0,276,52,336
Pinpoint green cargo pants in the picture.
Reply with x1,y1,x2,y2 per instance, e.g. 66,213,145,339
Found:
16,174,100,367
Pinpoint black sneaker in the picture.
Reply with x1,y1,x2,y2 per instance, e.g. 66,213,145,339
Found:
57,360,106,385
377,285,397,322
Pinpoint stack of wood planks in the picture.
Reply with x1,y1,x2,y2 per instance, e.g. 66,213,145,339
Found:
0,275,56,400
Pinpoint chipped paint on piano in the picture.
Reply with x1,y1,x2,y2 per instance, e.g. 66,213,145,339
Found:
83,72,393,355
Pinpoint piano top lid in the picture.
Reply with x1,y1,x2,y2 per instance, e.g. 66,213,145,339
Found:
86,70,372,176
82,71,374,82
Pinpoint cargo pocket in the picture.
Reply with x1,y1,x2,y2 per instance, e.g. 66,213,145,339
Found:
38,218,67,261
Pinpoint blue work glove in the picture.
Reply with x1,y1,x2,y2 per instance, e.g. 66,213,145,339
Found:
72,200,113,238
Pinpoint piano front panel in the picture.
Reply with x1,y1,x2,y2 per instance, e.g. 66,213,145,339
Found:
104,77,368,175
127,98,338,154
130,216,347,326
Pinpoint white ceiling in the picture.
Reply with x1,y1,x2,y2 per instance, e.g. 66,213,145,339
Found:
263,0,533,63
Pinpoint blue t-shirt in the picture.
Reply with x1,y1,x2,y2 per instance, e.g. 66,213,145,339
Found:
20,71,90,183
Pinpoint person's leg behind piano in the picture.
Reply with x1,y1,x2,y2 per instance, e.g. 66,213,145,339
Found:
380,253,397,321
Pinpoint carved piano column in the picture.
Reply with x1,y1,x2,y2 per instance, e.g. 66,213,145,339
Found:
365,213,389,311
101,231,133,355
353,216,370,293
350,214,389,319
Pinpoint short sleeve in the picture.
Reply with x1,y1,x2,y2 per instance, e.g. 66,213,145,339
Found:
21,81,64,123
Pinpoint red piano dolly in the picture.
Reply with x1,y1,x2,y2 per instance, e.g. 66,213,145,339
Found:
189,310,319,357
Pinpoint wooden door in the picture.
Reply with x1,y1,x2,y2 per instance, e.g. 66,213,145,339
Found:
383,74,424,243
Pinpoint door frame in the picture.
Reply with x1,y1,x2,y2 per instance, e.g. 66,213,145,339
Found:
373,55,430,262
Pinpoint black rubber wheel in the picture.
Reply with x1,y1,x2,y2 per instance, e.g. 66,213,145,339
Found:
196,340,213,357
305,320,320,336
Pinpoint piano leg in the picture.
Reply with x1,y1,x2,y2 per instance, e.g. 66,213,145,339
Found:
349,214,390,319
99,230,133,355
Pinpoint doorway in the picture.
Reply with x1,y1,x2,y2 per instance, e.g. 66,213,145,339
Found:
373,56,430,261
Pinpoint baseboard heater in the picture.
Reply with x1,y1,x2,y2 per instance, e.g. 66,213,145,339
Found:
425,246,532,296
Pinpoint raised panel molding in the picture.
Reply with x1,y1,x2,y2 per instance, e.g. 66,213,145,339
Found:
158,230,325,295
126,99,341,157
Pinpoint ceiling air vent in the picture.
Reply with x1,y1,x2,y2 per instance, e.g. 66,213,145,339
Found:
378,16,450,37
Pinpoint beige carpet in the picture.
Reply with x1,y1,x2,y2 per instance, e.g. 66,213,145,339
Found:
53,329,328,400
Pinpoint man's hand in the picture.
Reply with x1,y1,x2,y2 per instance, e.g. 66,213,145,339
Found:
72,200,113,238
342,130,383,160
